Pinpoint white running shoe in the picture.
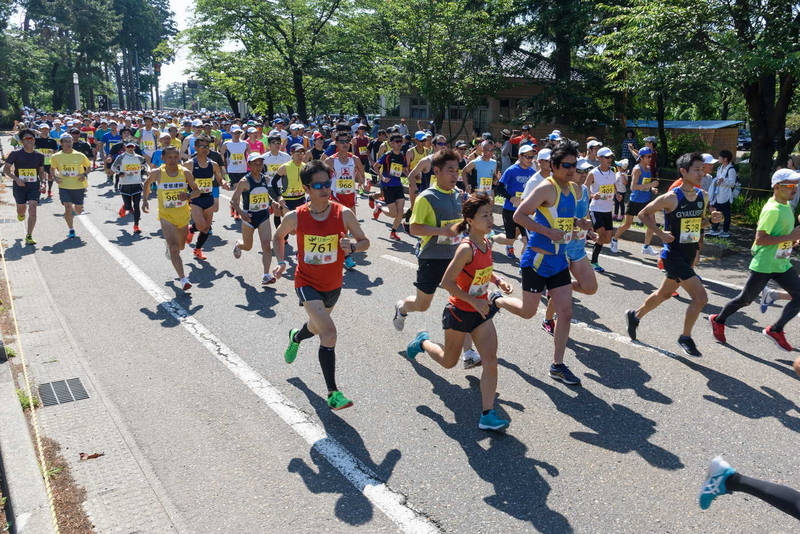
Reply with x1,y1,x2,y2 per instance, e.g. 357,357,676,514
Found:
180,277,192,291
462,349,482,369
641,245,659,256
610,239,619,253
233,243,242,259
760,286,777,313
393,300,407,331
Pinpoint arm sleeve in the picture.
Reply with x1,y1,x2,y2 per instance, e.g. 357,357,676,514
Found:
269,173,283,199
495,182,511,200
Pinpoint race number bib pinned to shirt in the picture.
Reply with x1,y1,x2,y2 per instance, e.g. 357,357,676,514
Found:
230,153,244,165
479,177,493,191
18,168,38,183
437,219,463,245
249,192,270,212
267,163,281,177
552,217,574,244
679,218,701,243
573,225,588,242
61,165,79,178
336,178,355,195
123,163,141,177
389,162,403,177
599,184,615,200
776,241,793,259
469,266,493,297
161,182,187,208
195,178,213,194
304,234,338,265
358,146,368,156
642,177,652,185
142,139,155,150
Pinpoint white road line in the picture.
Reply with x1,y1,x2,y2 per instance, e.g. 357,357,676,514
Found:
379,253,681,359
597,251,744,290
78,217,441,534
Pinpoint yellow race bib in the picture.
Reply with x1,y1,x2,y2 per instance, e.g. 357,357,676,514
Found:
336,178,355,195
249,192,270,211
679,217,701,244
195,178,213,194
123,163,141,176
599,184,615,199
469,266,493,296
18,168,38,183
231,153,244,164
60,164,79,178
358,146,368,156
389,162,403,178
479,177,493,191
437,218,463,245
776,241,793,259
303,234,338,264
553,217,574,244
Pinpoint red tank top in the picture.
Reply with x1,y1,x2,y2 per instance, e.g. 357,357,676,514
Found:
295,202,346,291
449,238,494,311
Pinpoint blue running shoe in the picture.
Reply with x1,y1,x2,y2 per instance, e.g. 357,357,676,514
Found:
67,229,76,239
344,256,357,270
478,410,509,431
591,262,605,273
406,331,429,359
760,286,776,314
699,456,735,510
549,363,581,385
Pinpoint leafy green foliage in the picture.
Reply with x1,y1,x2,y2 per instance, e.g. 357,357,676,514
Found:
668,133,710,165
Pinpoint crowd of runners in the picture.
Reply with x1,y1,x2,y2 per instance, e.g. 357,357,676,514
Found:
3,109,800,519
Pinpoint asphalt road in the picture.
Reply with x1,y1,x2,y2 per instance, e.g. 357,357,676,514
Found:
1,146,798,533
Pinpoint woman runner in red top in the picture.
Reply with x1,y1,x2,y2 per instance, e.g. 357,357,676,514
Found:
273,160,370,410
405,193,522,431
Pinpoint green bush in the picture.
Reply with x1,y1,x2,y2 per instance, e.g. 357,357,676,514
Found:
668,133,711,164
0,108,21,129
743,196,768,226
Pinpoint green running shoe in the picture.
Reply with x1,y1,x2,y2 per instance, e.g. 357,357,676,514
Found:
327,390,353,410
284,328,300,364
24,234,36,245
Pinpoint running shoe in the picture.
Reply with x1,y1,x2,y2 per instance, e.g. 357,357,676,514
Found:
641,245,658,255
193,248,207,261
718,232,730,238
133,225,141,234
180,277,192,291
67,229,76,239
678,335,702,356
372,205,381,220
549,363,581,385
261,274,277,286
760,286,777,313
233,243,242,259
625,309,639,340
478,410,510,431
389,231,401,241
285,328,300,363
506,245,516,259
47,190,53,198
705,230,719,237
207,227,213,235
591,262,605,273
709,314,726,344
462,349,482,369
541,319,556,335
344,256,356,270
118,205,127,218
16,214,24,222
368,197,375,209
698,456,735,510
657,257,665,272
327,390,353,410
24,234,36,246
610,238,619,253
406,331,429,359
393,300,407,331
763,326,793,351
185,227,195,244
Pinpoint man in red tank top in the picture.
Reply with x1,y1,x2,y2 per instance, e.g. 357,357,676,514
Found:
272,160,370,410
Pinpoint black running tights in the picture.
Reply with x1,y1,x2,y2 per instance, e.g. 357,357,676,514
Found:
727,472,800,520
716,268,800,332
122,192,141,225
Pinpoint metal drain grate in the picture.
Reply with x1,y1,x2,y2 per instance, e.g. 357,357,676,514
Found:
38,378,89,407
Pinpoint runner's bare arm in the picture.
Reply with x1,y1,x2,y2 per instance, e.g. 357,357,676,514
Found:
513,181,561,241
638,193,678,242
342,208,370,253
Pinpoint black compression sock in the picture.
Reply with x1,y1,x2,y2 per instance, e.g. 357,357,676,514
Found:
318,346,337,392
293,323,314,343
196,231,209,249
591,242,603,263
482,410,490,416
274,215,281,229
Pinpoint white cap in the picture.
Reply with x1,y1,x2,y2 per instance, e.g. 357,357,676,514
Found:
248,152,265,162
587,140,603,149
614,159,629,169
246,127,257,133
230,126,242,132
59,132,72,140
537,148,552,161
552,130,561,136
576,158,594,171
159,132,172,139
518,145,536,156
192,119,203,127
701,153,718,165
289,124,302,131
771,169,800,187
38,123,50,129
53,119,62,124
597,147,614,158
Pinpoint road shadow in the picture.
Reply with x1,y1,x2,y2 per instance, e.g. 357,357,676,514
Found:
408,358,572,532
500,359,684,471
342,266,383,296
186,260,234,289
139,296,204,328
674,355,800,433
233,275,284,319
110,228,150,247
603,270,658,295
569,340,672,404
286,377,402,526
725,344,800,381
40,237,86,254
376,236,416,254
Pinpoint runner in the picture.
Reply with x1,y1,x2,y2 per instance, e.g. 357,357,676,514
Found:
111,140,147,234
371,133,407,240
185,135,225,260
352,124,371,192
142,146,200,291
710,168,800,351
491,143,533,259
101,122,122,182
270,143,308,230
325,133,365,269
406,131,430,207
135,116,159,162
585,146,617,272
2,129,46,245
274,159,370,410
625,153,723,356
541,158,599,334
613,158,629,220
406,193,521,430
610,146,659,255
69,128,95,162
230,153,277,285
34,124,58,198
491,140,584,385
520,148,552,198
223,127,249,218
50,133,91,239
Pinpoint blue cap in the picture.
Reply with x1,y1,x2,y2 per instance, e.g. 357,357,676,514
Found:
638,147,654,158
273,118,284,124
414,131,427,141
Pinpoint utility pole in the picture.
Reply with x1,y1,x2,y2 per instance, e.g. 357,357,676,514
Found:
153,62,162,110
73,72,80,111
182,82,186,109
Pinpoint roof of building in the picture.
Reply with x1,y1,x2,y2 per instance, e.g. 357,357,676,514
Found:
499,48,583,82
627,120,743,130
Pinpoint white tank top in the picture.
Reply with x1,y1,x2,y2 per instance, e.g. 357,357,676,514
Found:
225,141,248,173
589,167,616,213
332,154,356,195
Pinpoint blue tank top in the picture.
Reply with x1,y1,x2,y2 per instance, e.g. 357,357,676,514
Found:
473,159,497,193
527,177,578,255
629,165,653,204
243,172,271,213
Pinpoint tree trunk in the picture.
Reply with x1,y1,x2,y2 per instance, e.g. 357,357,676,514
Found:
225,92,239,116
291,68,306,120
553,32,571,125
0,89,8,110
656,94,669,168
113,62,125,109
267,92,274,121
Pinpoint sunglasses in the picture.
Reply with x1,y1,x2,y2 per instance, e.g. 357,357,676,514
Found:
21,137,35,141
293,150,306,154
780,183,798,189
521,155,535,160
195,144,209,149
338,140,351,144
308,180,332,190
558,162,577,169
435,142,447,146
391,140,402,144
457,147,467,150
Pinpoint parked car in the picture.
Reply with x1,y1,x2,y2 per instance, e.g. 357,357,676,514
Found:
737,129,752,150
